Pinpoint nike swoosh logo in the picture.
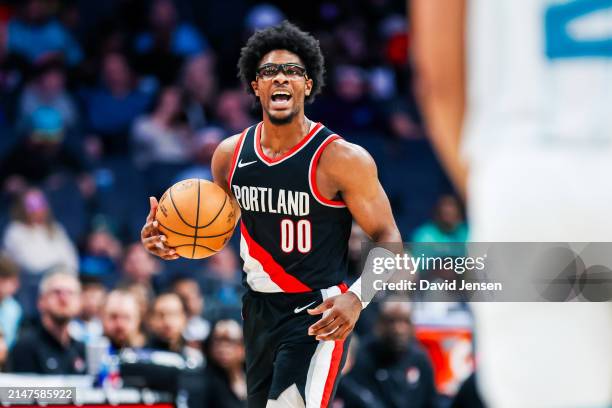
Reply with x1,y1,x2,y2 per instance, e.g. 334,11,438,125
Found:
238,159,257,168
294,301,317,314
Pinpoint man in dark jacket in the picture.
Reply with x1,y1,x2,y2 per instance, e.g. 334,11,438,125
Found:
7,269,86,374
347,301,438,408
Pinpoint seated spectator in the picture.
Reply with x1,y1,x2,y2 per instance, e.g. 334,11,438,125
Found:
7,269,86,374
309,65,382,135
68,276,106,344
3,189,78,274
17,61,78,133
147,292,203,366
102,289,146,350
135,0,207,58
174,126,223,182
348,301,438,408
7,0,82,65
412,195,468,243
182,53,217,130
172,276,210,348
201,247,244,319
214,89,254,134
202,319,247,408
0,106,89,189
0,255,22,348
80,52,152,156
131,86,192,169
133,0,207,83
79,227,123,279
120,282,153,332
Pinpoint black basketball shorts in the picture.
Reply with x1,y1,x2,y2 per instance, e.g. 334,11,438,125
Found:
242,283,349,408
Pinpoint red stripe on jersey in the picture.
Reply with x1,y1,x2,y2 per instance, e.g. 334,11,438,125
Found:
227,128,249,189
310,134,346,207
320,340,345,408
240,221,312,293
256,122,323,164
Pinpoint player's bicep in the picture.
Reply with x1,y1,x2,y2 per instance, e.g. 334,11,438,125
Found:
343,167,396,242
331,144,397,241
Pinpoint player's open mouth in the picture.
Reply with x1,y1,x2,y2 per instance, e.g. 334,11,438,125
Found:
270,91,292,109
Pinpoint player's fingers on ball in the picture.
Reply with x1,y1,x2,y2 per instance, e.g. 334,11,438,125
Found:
147,197,158,220
143,236,173,255
142,236,157,251
141,220,159,238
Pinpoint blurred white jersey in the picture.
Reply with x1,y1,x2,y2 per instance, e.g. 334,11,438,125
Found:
463,1,612,407
463,0,612,160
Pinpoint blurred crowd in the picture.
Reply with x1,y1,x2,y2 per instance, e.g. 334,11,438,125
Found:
0,0,470,407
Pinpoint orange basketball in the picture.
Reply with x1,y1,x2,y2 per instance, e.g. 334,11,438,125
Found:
155,179,237,259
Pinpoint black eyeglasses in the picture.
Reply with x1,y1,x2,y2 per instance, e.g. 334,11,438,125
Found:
256,63,308,80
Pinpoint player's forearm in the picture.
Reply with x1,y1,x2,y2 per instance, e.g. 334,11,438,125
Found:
370,226,402,246
410,0,467,198
348,224,403,308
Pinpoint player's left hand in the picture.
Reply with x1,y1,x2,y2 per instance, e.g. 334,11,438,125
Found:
307,292,362,341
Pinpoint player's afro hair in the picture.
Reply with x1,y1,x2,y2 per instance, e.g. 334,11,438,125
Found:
238,21,325,104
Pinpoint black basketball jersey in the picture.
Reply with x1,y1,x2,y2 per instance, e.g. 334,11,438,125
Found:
228,121,352,293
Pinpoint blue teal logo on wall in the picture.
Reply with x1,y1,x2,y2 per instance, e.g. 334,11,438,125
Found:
545,0,612,59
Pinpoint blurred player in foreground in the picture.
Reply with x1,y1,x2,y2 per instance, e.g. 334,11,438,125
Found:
411,0,612,407
142,21,402,407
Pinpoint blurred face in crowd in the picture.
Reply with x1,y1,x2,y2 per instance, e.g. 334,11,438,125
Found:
22,189,50,225
102,53,132,94
173,279,203,318
0,276,19,301
193,127,222,164
334,66,366,102
37,68,66,99
102,291,141,348
183,54,216,104
251,50,313,126
38,273,81,326
150,293,187,345
80,284,106,321
24,0,48,24
435,195,462,231
389,111,420,140
215,89,251,131
209,320,244,370
122,244,158,284
376,302,413,354
209,247,238,282
156,86,183,122
87,230,121,259
126,283,152,321
150,0,177,31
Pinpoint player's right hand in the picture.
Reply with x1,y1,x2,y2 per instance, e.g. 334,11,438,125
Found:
141,196,179,260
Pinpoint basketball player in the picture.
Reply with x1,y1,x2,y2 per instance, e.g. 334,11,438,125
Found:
141,22,402,407
411,0,612,407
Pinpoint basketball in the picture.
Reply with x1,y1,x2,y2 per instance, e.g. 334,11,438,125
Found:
155,179,237,259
